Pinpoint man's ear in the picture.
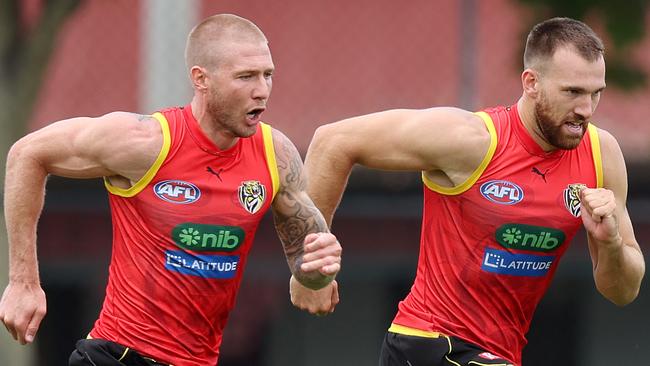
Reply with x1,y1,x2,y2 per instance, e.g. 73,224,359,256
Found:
190,66,209,91
521,68,540,99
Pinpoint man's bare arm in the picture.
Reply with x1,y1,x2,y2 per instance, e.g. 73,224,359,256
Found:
304,107,490,226
271,128,341,290
0,112,162,344
583,129,645,306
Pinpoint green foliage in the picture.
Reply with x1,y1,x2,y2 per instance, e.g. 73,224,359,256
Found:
516,0,649,90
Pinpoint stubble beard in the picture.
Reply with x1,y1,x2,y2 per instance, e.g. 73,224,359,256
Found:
206,88,256,139
534,94,586,150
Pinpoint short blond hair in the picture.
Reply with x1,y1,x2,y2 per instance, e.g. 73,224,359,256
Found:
185,14,267,71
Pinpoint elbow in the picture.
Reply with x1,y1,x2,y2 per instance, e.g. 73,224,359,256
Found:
309,124,337,155
606,293,638,307
7,137,32,169
309,123,356,165
6,135,49,179
598,283,642,307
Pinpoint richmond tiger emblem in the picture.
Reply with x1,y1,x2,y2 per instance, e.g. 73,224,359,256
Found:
563,183,586,218
238,180,266,214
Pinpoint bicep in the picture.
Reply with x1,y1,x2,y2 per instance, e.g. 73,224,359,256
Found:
312,107,487,172
12,112,160,181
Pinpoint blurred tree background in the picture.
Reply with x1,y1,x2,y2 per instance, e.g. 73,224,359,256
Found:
0,1,81,365
518,0,650,89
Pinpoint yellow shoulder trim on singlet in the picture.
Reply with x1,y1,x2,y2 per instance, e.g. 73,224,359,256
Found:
587,124,603,188
422,111,498,195
261,122,280,200
388,323,441,338
104,112,171,197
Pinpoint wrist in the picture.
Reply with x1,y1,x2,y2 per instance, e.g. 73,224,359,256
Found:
9,272,41,285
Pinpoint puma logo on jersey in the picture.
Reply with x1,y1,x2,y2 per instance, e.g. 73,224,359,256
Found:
531,167,549,182
206,166,224,182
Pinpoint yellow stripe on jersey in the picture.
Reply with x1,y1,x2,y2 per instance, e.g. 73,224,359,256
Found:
588,124,603,188
261,122,280,200
388,323,441,338
104,112,171,197
422,111,498,195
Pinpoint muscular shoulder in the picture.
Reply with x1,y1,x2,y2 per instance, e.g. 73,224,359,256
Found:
98,112,161,137
416,108,492,175
269,127,303,189
94,112,164,181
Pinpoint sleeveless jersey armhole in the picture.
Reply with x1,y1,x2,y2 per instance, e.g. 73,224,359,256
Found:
104,112,172,197
587,124,603,188
422,111,498,195
261,122,280,200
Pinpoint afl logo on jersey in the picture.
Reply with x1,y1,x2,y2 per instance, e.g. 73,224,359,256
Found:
238,180,266,214
480,180,524,205
153,180,201,204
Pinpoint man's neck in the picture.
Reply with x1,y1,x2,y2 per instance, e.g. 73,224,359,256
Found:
190,95,238,150
516,96,555,152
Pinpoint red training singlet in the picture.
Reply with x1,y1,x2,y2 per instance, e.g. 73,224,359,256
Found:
392,104,602,365
90,105,279,365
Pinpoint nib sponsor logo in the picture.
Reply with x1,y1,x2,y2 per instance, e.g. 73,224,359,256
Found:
496,224,566,252
172,223,245,252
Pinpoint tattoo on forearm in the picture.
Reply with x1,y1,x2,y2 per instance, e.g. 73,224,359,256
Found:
273,134,331,289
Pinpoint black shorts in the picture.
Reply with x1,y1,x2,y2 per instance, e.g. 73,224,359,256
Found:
379,326,514,366
68,338,171,366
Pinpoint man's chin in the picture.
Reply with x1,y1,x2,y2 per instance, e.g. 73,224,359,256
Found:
555,137,583,150
236,127,257,138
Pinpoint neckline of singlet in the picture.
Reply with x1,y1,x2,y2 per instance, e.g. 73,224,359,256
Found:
180,105,240,157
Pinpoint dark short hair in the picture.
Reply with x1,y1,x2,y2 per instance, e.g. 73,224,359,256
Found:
523,17,604,68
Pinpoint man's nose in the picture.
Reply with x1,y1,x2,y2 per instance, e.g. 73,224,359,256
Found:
252,76,271,100
573,95,593,121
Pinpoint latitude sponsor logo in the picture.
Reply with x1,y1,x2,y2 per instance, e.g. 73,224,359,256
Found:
164,250,239,279
153,180,201,204
479,180,524,205
481,248,554,277
495,224,566,252
172,223,245,252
